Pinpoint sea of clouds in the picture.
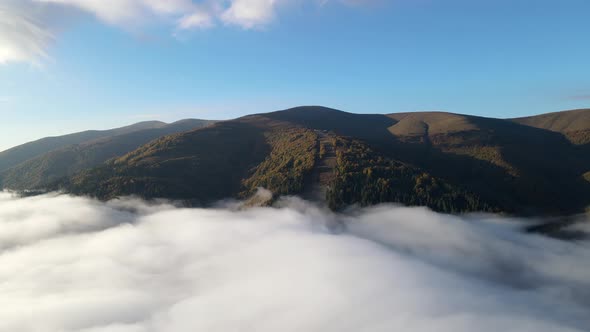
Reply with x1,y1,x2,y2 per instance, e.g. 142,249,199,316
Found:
0,191,589,332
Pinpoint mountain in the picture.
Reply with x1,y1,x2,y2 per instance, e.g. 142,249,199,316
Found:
5,106,590,216
0,121,168,172
265,107,588,214
60,115,316,203
0,119,214,190
510,108,590,145
62,113,484,212
381,111,590,215
513,109,590,189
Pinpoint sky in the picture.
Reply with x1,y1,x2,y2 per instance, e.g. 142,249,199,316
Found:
1,0,590,151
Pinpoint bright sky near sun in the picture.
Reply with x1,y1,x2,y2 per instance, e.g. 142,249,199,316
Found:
0,0,589,151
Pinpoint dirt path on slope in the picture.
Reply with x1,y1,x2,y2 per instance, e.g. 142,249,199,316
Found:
302,131,337,204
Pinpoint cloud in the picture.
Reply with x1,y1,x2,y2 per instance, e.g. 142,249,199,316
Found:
177,10,215,29
567,94,590,101
221,0,279,29
0,191,589,332
0,2,53,65
35,0,207,27
0,0,366,65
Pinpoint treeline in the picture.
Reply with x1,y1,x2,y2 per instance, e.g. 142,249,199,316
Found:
242,128,317,197
326,137,497,213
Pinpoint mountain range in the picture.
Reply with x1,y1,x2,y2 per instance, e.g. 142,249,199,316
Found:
1,106,588,216
0,119,214,190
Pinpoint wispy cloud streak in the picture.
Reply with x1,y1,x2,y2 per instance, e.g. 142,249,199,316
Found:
567,94,590,101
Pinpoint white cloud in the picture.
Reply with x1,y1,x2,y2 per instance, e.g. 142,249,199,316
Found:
0,0,366,65
0,191,589,332
177,10,214,29
221,0,279,29
0,2,53,65
35,0,203,26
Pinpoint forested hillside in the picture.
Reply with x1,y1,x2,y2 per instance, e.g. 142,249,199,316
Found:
4,106,590,216
241,128,317,197
61,120,268,202
326,137,496,213
380,111,590,215
0,121,168,172
0,120,213,190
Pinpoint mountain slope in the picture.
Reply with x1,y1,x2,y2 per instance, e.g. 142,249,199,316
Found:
326,136,495,213
62,118,287,202
382,111,590,214
261,106,396,142
510,108,590,132
0,119,213,190
0,121,168,172
510,108,590,144
11,106,590,216
61,112,484,213
262,107,589,213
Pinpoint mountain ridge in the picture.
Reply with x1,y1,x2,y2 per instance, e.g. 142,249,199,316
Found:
0,121,170,171
2,106,589,216
510,108,590,145
0,119,214,190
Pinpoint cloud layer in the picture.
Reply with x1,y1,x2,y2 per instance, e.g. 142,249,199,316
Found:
0,0,364,64
1,191,589,332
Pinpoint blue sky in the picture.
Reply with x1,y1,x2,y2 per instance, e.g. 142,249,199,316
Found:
1,0,590,151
